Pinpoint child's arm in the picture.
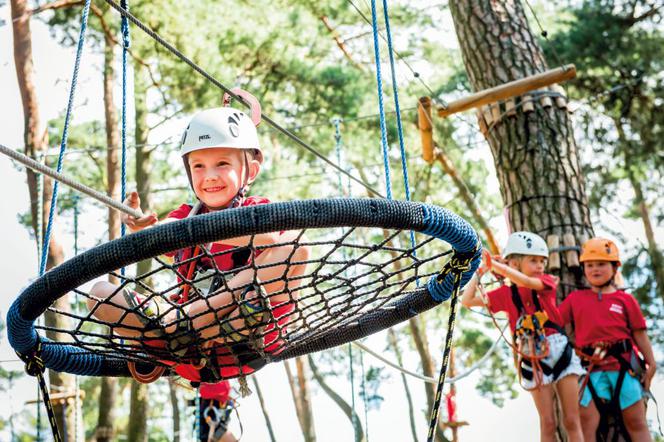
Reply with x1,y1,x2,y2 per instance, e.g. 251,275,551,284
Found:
215,231,292,248
460,274,486,308
632,329,657,390
489,259,545,291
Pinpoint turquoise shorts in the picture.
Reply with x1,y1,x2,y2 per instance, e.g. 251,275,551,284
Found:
580,370,643,410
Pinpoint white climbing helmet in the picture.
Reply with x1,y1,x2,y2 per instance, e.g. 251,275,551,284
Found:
180,106,263,163
503,231,549,259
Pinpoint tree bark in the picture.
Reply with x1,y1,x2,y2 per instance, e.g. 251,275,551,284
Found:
252,376,278,442
11,0,75,439
308,355,365,442
95,28,121,442
284,359,317,442
449,0,594,296
128,64,151,442
387,329,418,442
169,379,181,442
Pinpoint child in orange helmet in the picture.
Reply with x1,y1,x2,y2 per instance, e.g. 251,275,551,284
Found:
559,238,656,441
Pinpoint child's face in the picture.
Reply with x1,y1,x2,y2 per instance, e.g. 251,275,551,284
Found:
583,260,615,288
509,255,546,277
188,147,259,208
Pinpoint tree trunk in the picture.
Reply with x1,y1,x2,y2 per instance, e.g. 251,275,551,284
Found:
252,376,278,442
308,355,365,442
169,379,181,442
284,359,316,442
449,0,594,296
95,29,121,442
11,0,75,439
128,64,152,442
387,329,418,442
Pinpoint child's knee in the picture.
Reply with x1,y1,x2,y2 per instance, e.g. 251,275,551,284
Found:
539,415,557,434
88,281,115,305
562,414,581,433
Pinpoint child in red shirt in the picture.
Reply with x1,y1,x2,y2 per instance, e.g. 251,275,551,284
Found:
86,92,310,383
462,232,584,442
559,238,656,442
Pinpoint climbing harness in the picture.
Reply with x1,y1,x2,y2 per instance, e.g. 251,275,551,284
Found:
577,340,662,440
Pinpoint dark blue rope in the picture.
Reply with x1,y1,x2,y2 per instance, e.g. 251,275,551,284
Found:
39,0,92,276
369,0,392,200
120,0,130,241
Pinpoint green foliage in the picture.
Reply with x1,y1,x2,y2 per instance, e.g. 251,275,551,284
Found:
547,0,664,306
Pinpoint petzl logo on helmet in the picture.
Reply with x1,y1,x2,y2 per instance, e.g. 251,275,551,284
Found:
228,113,241,138
198,134,211,142
605,243,612,254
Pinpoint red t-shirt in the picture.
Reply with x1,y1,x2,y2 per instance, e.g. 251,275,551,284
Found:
166,195,271,275
487,274,562,336
200,381,230,402
163,196,296,382
559,289,646,371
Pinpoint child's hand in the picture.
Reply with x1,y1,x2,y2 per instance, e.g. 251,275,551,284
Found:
644,363,656,390
122,191,158,232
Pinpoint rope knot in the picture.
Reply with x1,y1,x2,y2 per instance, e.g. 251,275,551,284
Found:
435,246,480,284
17,339,46,377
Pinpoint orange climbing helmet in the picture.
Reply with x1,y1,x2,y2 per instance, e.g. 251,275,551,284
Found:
579,238,621,265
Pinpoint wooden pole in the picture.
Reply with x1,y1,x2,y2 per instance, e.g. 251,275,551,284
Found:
437,65,576,118
418,97,435,163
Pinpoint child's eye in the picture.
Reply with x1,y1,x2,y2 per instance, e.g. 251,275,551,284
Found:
192,164,203,169
217,161,229,167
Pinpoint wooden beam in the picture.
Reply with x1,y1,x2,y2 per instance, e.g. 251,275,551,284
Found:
417,96,435,163
437,65,576,118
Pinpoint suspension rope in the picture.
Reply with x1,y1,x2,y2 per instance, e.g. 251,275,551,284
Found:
72,194,80,442
102,0,384,199
120,0,130,240
0,145,143,218
380,0,418,265
369,0,392,199
25,3,93,441
351,329,504,384
39,0,92,276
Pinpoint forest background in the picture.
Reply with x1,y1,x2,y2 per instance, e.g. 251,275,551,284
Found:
0,0,662,441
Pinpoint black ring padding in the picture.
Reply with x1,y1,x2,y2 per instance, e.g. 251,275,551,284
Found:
8,198,479,377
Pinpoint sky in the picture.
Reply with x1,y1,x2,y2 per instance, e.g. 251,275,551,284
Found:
1,3,662,442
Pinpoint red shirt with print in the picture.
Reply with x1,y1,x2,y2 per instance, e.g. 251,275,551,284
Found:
487,274,563,336
559,289,646,371
164,196,296,382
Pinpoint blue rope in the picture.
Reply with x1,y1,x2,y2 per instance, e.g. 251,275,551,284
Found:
374,0,419,271
39,0,92,276
369,0,392,200
120,0,130,241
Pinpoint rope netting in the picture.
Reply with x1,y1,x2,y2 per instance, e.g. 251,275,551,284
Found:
8,199,480,382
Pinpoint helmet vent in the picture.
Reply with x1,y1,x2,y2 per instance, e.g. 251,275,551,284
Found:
228,113,241,137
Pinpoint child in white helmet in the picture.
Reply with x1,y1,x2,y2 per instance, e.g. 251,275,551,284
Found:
87,91,310,383
461,232,584,442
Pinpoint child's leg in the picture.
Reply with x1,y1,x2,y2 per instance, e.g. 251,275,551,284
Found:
622,399,651,442
87,281,165,338
579,400,600,441
553,375,584,442
530,384,557,442
188,236,310,339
